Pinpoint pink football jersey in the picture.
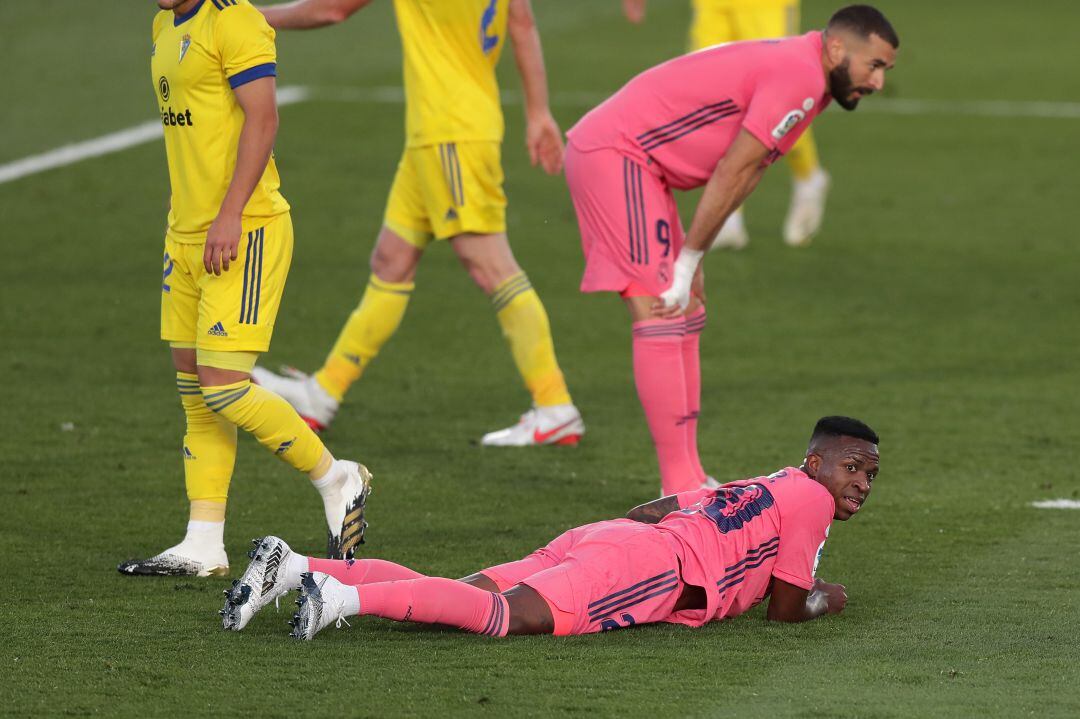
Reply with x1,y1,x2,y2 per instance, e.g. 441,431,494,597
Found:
654,467,835,626
568,32,830,190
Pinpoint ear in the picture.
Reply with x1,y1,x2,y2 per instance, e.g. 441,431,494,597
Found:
825,33,846,66
804,452,822,478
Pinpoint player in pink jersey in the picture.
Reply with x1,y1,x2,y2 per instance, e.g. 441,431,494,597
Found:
221,416,878,638
565,6,897,496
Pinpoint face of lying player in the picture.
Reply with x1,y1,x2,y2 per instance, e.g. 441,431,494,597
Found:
827,32,897,111
805,435,879,521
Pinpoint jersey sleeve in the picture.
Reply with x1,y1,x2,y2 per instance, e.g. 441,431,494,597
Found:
741,61,818,152
771,484,833,590
215,4,278,90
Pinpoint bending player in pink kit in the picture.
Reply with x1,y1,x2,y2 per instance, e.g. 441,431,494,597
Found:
221,416,878,638
565,6,898,495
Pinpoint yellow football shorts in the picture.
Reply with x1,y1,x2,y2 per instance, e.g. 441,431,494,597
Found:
161,212,293,353
689,0,800,50
383,141,507,248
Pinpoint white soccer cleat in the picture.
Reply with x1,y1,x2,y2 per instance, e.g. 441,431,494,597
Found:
322,460,373,560
289,571,353,641
220,536,299,631
480,404,585,447
251,365,339,432
710,209,749,251
117,541,229,578
783,169,830,247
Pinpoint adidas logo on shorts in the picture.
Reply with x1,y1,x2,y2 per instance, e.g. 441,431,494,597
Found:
208,322,228,337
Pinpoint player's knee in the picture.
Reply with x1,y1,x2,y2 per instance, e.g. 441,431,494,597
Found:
369,243,418,283
503,585,556,635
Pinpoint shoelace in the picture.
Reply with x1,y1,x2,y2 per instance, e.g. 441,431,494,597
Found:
335,614,351,629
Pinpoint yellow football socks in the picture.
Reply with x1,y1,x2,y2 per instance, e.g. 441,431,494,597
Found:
200,379,330,475
177,372,237,507
786,128,821,181
314,275,415,401
491,272,572,407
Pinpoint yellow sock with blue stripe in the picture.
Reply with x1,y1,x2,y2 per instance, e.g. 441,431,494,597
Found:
177,372,237,509
491,272,572,407
786,128,821,181
200,379,332,477
314,275,415,402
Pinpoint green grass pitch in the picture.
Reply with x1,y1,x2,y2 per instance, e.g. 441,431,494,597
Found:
2,0,1079,716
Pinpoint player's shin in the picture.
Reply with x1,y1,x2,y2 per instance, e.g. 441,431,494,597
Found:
179,373,237,554
313,275,414,402
308,557,426,585
358,577,511,637
632,319,701,494
492,272,572,407
681,308,708,484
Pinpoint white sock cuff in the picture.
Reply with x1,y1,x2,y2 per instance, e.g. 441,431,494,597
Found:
311,461,342,493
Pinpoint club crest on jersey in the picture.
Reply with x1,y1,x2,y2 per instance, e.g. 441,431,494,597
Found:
771,109,806,141
179,34,192,63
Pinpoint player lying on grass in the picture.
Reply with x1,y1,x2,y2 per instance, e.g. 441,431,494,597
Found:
221,416,878,638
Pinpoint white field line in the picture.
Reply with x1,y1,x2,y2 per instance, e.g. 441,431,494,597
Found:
1030,499,1080,510
1,84,1076,186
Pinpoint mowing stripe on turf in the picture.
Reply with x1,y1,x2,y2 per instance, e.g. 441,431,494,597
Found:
4,85,1079,186
1031,499,1080,509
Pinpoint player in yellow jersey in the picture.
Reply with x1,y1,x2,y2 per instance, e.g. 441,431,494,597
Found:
623,0,831,248
120,0,372,578
251,0,585,447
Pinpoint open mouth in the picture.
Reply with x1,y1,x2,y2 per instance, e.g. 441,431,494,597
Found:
844,496,863,513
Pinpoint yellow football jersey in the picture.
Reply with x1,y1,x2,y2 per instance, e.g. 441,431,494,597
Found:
151,0,289,244
393,0,509,148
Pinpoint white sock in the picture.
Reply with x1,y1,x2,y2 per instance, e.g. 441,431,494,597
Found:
183,520,224,550
310,460,344,499
284,552,309,590
342,583,361,617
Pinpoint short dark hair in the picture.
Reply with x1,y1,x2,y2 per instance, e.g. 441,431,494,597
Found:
810,416,880,446
827,5,900,49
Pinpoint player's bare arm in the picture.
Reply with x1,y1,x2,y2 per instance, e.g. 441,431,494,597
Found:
508,0,564,175
204,76,279,276
258,0,373,29
626,495,681,524
767,576,847,622
621,0,646,24
655,129,769,317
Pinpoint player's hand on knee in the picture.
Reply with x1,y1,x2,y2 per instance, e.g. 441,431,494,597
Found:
204,213,242,275
654,284,691,318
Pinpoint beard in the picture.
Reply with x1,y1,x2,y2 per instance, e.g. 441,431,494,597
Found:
829,59,873,111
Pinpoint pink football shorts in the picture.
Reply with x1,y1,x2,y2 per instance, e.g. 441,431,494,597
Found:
514,519,686,635
564,142,686,298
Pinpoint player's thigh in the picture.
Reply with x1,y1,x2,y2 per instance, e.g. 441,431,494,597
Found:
195,212,293,355
689,2,738,50
414,142,507,241
383,150,435,251
370,225,425,283
161,237,201,348
518,522,684,636
733,1,796,39
566,145,681,298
